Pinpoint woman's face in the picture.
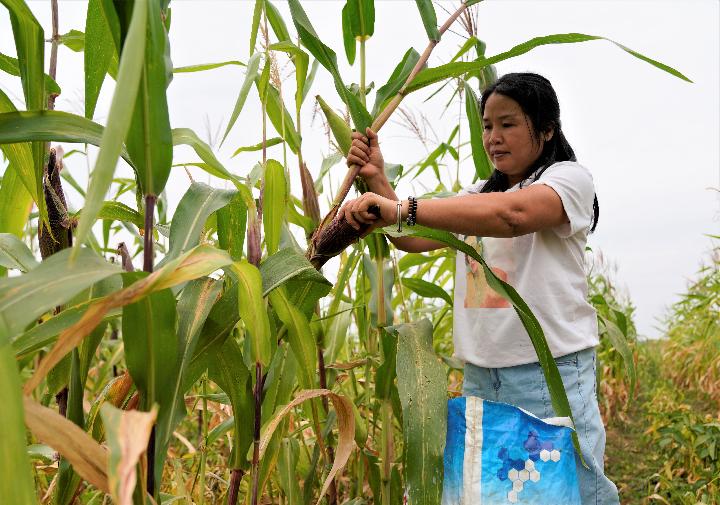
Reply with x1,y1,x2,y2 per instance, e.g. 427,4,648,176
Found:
482,92,548,186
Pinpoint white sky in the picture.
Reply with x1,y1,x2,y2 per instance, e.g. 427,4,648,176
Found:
2,1,718,339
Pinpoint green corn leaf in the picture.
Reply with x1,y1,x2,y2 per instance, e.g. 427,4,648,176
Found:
341,5,356,65
392,319,446,505
277,438,303,503
0,319,38,504
463,82,492,180
232,260,272,366
173,60,244,73
259,247,332,317
413,0,439,42
0,233,37,272
172,128,238,184
401,276,453,306
375,328,397,400
122,274,178,411
222,52,262,145
264,160,287,255
265,0,291,42
362,253,393,327
372,47,420,118
184,284,239,391
0,51,61,95
12,302,121,360
232,137,283,156
600,317,637,396
157,277,223,471
268,287,316,389
125,0,173,196
0,111,134,166
1,0,47,231
256,77,302,154
217,192,248,261
73,0,147,254
286,0,372,132
0,247,120,337
96,200,144,228
250,0,263,56
0,74,40,220
270,41,309,119
0,164,32,241
407,33,691,94
208,336,253,470
85,0,117,119
316,95,352,155
160,182,236,265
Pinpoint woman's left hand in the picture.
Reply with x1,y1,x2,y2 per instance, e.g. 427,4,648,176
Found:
337,192,398,233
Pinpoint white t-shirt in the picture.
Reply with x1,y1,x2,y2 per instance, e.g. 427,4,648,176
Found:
453,161,599,368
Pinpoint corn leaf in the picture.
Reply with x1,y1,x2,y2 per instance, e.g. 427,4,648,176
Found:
173,60,244,73
0,247,120,337
207,336,254,470
270,41,309,119
232,137,283,156
413,0,439,42
372,47,420,118
407,33,691,94
217,192,248,261
23,396,109,494
392,319,447,505
122,275,177,412
463,82,492,180
0,88,39,219
157,277,223,472
125,0,173,196
101,403,157,505
260,388,355,505
232,260,272,366
401,276,453,306
259,247,332,317
160,182,236,265
256,77,302,154
0,110,134,166
221,52,262,145
264,160,287,255
85,0,118,118
0,51,61,95
287,0,371,132
268,287,316,389
23,245,232,393
0,0,46,229
0,233,37,272
265,0,291,42
0,164,32,242
73,0,147,253
0,321,37,505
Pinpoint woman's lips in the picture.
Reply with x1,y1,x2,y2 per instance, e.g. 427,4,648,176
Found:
492,151,509,159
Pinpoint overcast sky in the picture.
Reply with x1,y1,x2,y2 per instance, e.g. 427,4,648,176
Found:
2,1,718,339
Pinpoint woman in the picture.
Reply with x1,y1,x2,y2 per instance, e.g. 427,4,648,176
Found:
339,73,620,504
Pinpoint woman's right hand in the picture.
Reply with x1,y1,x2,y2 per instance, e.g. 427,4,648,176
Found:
346,128,385,181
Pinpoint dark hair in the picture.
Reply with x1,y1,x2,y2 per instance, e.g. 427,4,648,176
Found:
479,72,599,233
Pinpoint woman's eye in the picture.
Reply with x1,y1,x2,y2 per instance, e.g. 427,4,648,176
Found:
502,123,514,128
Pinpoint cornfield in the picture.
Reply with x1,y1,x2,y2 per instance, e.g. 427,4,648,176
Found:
0,1,701,504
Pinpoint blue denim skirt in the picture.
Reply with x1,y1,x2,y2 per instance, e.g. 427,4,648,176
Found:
462,347,620,505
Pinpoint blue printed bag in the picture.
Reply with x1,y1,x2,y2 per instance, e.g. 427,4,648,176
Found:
442,396,581,504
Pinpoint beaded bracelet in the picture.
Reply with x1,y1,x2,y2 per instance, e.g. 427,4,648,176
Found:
406,196,417,226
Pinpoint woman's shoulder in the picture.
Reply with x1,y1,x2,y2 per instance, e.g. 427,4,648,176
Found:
542,160,593,180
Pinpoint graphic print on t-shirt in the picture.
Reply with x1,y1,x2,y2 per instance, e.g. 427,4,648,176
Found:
462,235,513,309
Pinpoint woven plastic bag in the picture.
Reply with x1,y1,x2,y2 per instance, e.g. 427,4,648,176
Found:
442,396,581,504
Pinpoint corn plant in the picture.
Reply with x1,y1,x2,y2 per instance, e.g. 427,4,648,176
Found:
0,1,690,504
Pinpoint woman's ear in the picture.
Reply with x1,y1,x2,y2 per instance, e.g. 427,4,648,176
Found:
544,128,554,142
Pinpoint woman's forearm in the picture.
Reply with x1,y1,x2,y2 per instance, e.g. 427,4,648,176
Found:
363,173,445,252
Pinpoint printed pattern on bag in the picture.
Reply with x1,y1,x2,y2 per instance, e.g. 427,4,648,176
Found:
442,397,581,505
